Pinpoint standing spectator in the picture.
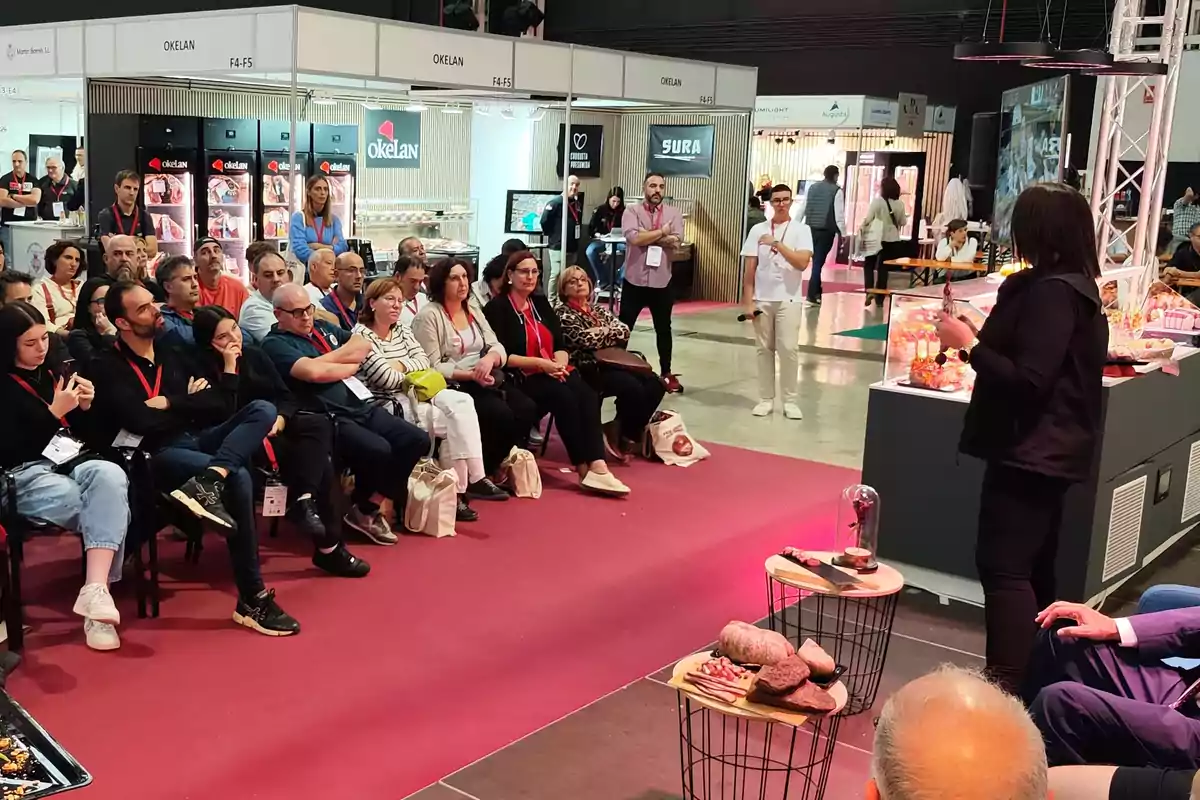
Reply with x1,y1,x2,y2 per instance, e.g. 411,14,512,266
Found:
399,236,428,270
585,187,626,290
1170,187,1200,253
393,255,428,328
0,151,41,258
322,252,365,330
67,278,117,369
97,170,157,259
746,194,766,228
541,174,583,291
289,175,347,264
860,176,909,307
935,183,1107,694
194,237,250,318
304,249,336,304
801,165,846,306
0,301,129,651
31,241,83,332
239,251,292,343
262,284,430,545
36,157,78,221
619,172,685,394
740,184,814,420
157,255,200,347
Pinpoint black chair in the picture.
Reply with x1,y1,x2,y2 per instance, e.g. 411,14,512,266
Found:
538,350,648,458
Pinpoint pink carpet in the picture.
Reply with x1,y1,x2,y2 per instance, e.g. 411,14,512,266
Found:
7,444,856,799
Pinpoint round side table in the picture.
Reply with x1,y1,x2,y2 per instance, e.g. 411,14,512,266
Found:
765,552,904,716
670,652,846,800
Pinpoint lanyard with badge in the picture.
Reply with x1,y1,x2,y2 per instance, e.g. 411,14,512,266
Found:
510,295,549,357
111,204,139,236
260,438,287,517
9,374,85,466
311,328,372,401
768,220,790,260
645,204,666,268
569,200,581,240
314,218,328,245
328,290,354,328
111,359,163,449
8,176,30,218
49,180,69,218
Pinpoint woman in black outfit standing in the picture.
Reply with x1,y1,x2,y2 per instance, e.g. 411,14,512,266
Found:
935,182,1107,695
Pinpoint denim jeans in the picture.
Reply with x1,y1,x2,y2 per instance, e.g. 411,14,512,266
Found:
586,241,625,289
166,400,277,474
12,459,129,583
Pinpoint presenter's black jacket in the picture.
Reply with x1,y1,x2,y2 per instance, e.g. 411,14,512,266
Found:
959,268,1106,482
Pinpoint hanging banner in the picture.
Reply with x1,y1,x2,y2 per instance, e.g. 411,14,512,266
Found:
556,124,604,178
363,109,421,169
646,124,714,179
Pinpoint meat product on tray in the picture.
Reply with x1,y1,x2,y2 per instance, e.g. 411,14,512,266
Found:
263,175,289,205
748,681,837,715
684,657,749,704
718,621,794,666
151,213,186,243
207,175,242,205
754,655,811,695
798,639,837,678
328,178,346,205
145,174,186,205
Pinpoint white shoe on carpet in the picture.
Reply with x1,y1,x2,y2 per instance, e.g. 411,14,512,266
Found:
784,403,804,420
581,471,630,496
74,583,120,625
752,400,773,417
84,619,120,651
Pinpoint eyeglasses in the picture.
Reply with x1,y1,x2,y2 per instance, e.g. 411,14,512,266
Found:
376,294,403,306
278,304,315,319
514,267,540,277
564,277,587,286
338,267,365,276
769,197,792,205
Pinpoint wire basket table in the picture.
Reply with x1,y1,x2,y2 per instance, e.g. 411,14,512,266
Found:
670,652,845,800
765,553,904,716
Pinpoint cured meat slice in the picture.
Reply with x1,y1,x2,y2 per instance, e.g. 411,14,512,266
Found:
718,621,794,666
754,655,811,696
748,681,837,715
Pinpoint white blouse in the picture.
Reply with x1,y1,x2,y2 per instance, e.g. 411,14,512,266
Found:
31,278,80,332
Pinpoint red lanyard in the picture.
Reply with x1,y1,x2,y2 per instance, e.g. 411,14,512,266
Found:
50,180,69,201
405,298,420,317
442,305,478,356
126,358,163,399
568,299,599,325
309,330,332,354
42,281,77,324
568,202,580,223
112,205,139,236
314,218,326,244
329,290,353,326
511,296,545,355
261,438,279,473
9,374,68,427
644,203,663,231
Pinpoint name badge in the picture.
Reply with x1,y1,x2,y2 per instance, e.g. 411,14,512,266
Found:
573,224,581,239
646,245,664,268
343,375,374,401
21,182,31,192
52,202,65,218
11,206,24,218
112,429,144,449
262,480,288,517
43,431,83,466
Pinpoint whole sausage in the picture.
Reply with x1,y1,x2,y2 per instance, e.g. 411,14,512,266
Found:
718,621,795,666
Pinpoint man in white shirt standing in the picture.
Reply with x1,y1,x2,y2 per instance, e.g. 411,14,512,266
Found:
740,184,813,420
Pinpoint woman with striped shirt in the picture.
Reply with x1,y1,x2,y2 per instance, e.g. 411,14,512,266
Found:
354,278,508,522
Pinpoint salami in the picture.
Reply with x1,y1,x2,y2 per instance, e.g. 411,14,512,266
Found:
718,621,795,666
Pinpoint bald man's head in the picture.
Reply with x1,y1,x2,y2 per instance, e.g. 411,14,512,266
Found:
272,282,316,337
334,251,365,294
105,235,137,281
869,666,1048,800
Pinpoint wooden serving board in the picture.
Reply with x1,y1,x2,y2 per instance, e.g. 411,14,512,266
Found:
668,652,847,727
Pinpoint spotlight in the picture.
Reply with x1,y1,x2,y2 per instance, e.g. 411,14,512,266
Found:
953,41,1055,62
786,137,796,145
774,137,783,144
490,0,545,36
443,1,479,31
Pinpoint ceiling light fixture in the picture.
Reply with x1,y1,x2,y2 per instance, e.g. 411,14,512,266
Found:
1082,58,1166,77
404,102,428,113
440,105,465,114
954,0,1055,62
311,95,337,106
1024,48,1113,70
361,99,382,110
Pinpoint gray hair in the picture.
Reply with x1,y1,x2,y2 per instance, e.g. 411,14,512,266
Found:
272,282,308,309
873,665,1048,800
308,248,334,268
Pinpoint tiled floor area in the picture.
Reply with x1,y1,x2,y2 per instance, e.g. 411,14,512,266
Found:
403,275,1200,800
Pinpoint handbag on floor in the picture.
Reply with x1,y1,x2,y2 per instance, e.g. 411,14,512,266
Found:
499,446,541,499
641,410,710,467
404,403,458,537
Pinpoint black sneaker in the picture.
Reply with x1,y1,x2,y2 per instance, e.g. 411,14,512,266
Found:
169,471,235,531
287,497,326,540
466,478,509,502
312,544,371,578
233,589,300,636
456,495,478,522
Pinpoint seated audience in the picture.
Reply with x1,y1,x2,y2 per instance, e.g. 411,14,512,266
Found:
413,258,535,483
262,284,430,544
239,250,292,343
355,278,508,522
191,306,369,578
195,237,250,317
157,255,199,347
556,266,664,461
1050,765,1197,800
0,301,128,651
393,255,428,327
399,236,428,270
1025,600,1200,769
870,665,1048,800
471,253,507,314
1163,222,1200,299
0,271,34,305
484,252,629,496
91,280,298,636
934,219,979,263
321,252,366,330
67,278,118,369
304,249,336,304
101,235,169,302
31,240,82,332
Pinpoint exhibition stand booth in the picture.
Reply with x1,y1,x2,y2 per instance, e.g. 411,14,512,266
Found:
0,8,757,301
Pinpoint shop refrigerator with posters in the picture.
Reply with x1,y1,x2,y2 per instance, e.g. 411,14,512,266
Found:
259,121,312,252
202,119,259,283
138,148,196,272
840,151,926,261
312,124,357,237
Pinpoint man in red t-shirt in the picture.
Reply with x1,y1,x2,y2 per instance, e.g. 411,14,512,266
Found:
194,237,250,318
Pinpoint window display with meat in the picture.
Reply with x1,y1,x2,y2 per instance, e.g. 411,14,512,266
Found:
203,154,255,283
137,150,196,269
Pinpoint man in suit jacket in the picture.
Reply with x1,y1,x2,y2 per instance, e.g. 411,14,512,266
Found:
1024,600,1200,769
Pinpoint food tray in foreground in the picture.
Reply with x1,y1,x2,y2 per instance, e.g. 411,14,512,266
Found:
0,692,90,799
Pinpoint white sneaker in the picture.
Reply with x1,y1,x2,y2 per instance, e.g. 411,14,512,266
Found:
581,471,631,496
784,402,804,420
752,400,773,417
84,619,120,651
529,426,545,445
73,583,120,625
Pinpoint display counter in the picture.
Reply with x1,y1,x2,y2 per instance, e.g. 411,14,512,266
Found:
5,222,86,280
863,270,1200,605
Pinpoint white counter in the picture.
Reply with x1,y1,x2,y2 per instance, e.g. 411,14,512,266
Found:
5,222,86,279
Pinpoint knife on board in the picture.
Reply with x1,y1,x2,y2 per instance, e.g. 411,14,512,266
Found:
779,552,865,589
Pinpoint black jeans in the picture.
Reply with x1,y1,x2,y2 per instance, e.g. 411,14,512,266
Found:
618,281,674,374
264,413,339,549
808,228,838,302
976,461,1070,695
455,380,539,474
336,406,430,510
153,399,278,599
521,371,605,465
864,241,905,304
592,365,666,441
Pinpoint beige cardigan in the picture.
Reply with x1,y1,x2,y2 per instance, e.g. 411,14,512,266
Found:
411,300,507,379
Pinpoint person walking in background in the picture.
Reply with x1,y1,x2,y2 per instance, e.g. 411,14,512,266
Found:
620,172,685,394
585,187,626,290
1170,187,1200,253
802,165,846,307
740,184,813,420
541,174,583,292
859,177,908,308
935,183,1107,695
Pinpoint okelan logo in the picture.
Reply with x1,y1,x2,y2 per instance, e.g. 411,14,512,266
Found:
212,159,248,172
365,110,421,169
320,161,351,175
148,157,162,171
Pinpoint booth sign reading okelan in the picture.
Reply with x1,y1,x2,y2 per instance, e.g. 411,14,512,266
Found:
365,109,422,169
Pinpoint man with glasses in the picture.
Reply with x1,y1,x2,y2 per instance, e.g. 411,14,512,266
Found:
240,250,293,343
263,284,430,545
321,252,366,330
740,184,813,420
37,156,79,221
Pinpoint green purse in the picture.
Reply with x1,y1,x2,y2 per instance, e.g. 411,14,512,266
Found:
406,368,448,402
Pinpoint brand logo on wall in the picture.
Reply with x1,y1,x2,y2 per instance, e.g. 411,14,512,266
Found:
320,161,352,175
646,124,714,179
148,158,161,171
148,157,188,171
364,110,420,169
266,160,299,174
556,124,604,179
211,159,248,172
822,102,851,126
6,43,51,61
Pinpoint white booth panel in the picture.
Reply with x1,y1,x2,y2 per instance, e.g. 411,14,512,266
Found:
624,54,715,105
84,24,115,76
514,40,569,95
0,28,58,78
253,11,295,73
298,11,376,77
378,24,514,91
715,66,757,110
752,96,866,129
572,48,623,100
57,26,84,76
863,97,895,128
101,13,279,76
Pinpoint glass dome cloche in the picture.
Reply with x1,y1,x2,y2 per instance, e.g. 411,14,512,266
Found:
833,484,880,572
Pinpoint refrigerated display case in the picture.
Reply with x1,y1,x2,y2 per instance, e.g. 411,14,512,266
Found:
203,153,256,282
260,121,312,249
841,151,926,262
312,124,357,237
139,148,195,273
